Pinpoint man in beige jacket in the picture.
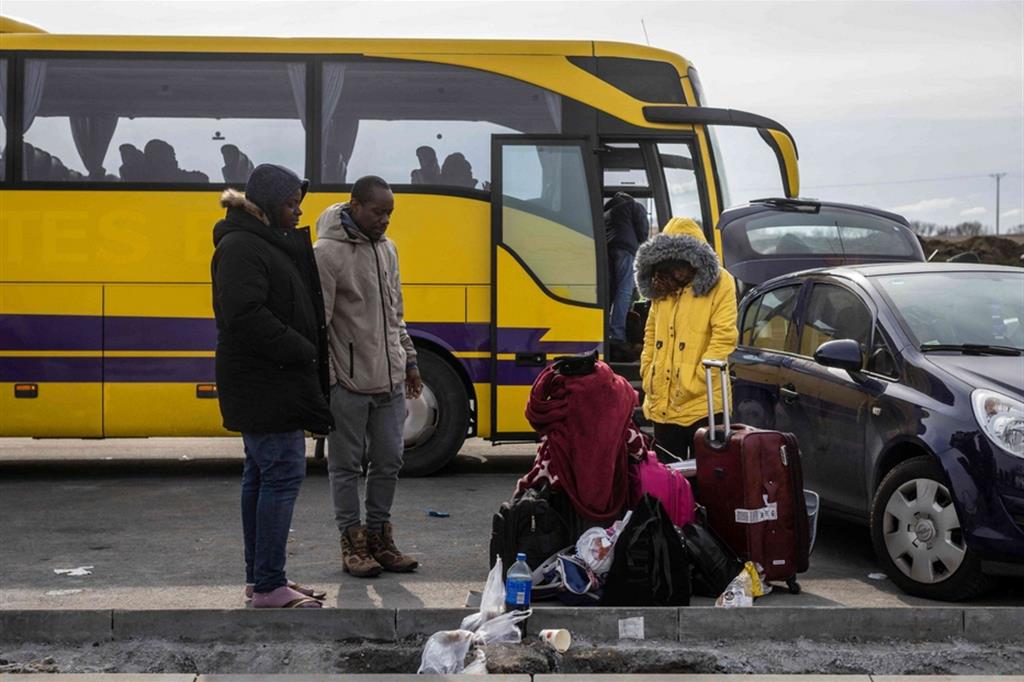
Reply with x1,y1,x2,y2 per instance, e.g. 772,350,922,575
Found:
314,175,421,577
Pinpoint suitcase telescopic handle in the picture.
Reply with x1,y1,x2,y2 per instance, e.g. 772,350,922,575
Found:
702,359,731,443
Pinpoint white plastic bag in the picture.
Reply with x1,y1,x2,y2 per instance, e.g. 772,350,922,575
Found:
474,608,531,645
420,557,520,675
575,512,632,575
417,629,475,674
460,556,505,631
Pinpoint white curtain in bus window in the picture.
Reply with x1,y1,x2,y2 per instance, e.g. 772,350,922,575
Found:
19,58,307,183
321,60,562,186
658,142,703,227
0,59,7,181
502,144,597,305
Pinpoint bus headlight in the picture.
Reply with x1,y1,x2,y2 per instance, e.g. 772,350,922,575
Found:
972,389,1024,458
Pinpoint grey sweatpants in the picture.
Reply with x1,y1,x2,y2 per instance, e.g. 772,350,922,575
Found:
326,383,406,533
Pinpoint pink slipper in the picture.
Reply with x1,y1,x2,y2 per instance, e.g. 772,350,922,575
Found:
251,585,323,608
245,581,326,601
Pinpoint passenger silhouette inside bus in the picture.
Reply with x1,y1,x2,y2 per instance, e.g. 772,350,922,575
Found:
440,152,477,188
220,144,254,184
118,144,146,181
143,139,209,183
410,146,442,184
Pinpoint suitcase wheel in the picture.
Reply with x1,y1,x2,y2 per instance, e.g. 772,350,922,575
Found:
786,576,801,595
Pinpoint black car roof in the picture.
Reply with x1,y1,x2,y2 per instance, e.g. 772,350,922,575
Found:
751,262,1023,294
719,197,910,227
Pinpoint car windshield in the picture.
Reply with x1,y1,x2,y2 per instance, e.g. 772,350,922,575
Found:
876,271,1024,349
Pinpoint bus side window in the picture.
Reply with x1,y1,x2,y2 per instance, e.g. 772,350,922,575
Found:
658,142,703,227
17,58,307,184
320,60,563,189
0,59,6,182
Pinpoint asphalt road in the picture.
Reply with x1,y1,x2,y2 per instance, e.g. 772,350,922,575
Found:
1,437,1022,610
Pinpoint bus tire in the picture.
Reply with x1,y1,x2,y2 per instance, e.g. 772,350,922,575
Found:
401,347,469,477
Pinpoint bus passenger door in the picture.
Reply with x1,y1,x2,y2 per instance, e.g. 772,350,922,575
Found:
490,137,605,439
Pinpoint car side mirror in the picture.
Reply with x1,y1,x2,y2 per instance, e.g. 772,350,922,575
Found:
814,339,863,374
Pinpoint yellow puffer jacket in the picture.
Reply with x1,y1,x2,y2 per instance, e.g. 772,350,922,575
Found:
636,217,738,427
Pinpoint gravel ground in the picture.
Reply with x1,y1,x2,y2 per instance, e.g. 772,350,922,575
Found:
2,636,1023,676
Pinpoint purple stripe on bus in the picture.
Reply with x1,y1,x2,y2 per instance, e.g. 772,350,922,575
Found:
0,357,102,382
105,317,218,351
496,361,547,386
104,357,216,383
496,328,601,355
0,314,102,351
408,322,490,352
455,358,546,386
457,357,491,384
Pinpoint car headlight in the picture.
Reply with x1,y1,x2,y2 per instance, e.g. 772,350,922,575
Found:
972,389,1024,458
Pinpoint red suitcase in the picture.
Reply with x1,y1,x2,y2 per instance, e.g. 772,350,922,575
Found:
694,359,810,593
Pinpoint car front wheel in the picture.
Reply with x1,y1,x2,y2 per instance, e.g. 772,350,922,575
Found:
869,456,991,601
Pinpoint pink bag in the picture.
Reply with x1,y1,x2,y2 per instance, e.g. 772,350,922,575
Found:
628,450,696,527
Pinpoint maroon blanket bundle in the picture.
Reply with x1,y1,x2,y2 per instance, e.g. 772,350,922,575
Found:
515,361,638,521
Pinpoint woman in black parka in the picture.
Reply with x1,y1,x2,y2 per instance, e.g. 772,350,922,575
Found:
211,163,333,608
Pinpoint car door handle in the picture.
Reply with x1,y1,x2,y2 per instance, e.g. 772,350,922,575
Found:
780,384,799,404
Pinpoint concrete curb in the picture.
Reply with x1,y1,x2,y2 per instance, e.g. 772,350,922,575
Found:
0,606,1017,644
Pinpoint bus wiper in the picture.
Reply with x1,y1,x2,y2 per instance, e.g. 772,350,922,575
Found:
920,343,1022,356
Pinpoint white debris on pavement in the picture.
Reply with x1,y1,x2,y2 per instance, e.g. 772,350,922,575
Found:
53,566,94,576
618,616,645,640
868,572,888,580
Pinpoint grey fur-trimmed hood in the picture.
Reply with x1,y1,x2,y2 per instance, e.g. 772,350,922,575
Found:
634,218,720,298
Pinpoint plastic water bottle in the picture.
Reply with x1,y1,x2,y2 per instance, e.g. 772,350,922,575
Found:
504,552,532,612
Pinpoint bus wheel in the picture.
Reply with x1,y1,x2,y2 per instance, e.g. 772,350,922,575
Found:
401,348,469,477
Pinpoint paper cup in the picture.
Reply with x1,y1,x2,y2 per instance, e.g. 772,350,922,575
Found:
539,628,571,652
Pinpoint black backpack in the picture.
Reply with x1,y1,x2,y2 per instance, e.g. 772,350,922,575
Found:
489,485,586,578
602,494,691,606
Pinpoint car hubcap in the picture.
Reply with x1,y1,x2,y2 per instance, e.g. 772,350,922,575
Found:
403,382,438,449
882,476,966,584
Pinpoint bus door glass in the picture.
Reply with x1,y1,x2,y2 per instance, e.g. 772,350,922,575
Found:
490,136,604,438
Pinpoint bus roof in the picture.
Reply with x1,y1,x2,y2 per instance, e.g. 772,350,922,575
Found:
0,20,691,74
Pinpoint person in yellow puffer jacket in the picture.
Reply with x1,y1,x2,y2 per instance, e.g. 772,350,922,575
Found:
634,217,738,462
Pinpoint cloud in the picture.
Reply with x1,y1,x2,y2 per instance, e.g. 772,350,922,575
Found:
893,197,959,214
959,206,987,217
1002,208,1023,219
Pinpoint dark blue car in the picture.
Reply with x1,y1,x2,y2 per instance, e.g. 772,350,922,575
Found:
731,263,1024,600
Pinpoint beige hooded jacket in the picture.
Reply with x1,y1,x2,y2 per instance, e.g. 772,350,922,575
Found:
313,202,416,395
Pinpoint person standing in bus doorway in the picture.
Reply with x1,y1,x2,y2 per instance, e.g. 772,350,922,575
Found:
604,192,650,362
634,216,738,463
314,175,422,578
211,164,333,608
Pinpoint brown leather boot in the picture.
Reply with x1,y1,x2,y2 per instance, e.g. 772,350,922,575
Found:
340,525,383,577
367,522,419,573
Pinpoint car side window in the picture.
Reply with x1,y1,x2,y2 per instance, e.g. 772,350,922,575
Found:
798,284,872,359
746,285,800,352
866,324,899,378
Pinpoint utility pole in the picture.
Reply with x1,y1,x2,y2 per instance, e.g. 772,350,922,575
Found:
990,172,1006,235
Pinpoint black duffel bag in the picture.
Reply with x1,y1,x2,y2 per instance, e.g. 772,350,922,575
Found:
680,514,744,598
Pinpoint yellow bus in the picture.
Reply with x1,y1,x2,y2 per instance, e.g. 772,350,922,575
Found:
0,16,799,474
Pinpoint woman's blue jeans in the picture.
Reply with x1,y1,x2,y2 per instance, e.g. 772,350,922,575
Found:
241,430,306,593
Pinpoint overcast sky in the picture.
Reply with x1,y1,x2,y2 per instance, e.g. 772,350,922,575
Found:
5,0,1023,231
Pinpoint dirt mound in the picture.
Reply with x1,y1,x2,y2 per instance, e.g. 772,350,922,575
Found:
920,236,1024,267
